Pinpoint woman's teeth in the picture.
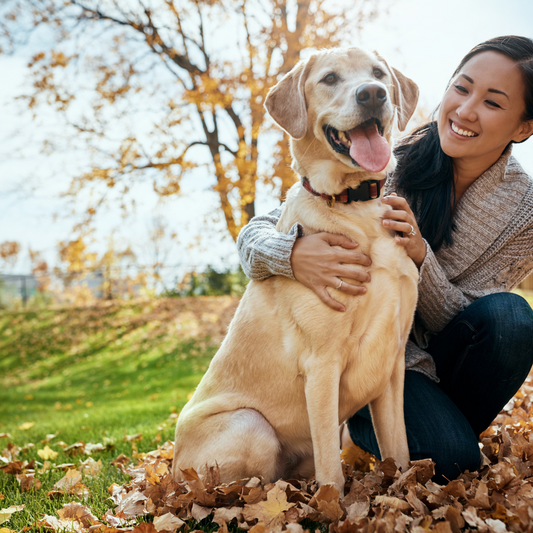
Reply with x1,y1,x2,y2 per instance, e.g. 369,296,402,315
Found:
451,121,477,137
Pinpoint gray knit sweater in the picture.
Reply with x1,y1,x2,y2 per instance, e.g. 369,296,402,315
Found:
237,146,533,381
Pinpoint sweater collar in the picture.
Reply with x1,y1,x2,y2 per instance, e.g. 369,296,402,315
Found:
436,144,532,279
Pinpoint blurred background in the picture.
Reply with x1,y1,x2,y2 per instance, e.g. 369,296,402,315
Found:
1,0,533,307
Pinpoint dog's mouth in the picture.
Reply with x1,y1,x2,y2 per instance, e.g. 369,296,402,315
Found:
323,118,390,173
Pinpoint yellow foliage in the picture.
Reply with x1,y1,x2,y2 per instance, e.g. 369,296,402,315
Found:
6,0,384,242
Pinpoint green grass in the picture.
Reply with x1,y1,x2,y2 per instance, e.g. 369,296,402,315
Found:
1,290,533,531
0,296,239,531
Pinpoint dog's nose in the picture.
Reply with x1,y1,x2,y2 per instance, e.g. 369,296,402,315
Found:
356,83,388,111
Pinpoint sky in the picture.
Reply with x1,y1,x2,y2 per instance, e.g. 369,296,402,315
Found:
1,0,533,280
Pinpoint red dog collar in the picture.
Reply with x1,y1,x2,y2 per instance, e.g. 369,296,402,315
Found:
302,176,386,206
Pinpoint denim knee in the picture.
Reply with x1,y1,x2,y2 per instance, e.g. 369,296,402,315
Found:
469,292,533,366
428,429,481,482
472,292,533,336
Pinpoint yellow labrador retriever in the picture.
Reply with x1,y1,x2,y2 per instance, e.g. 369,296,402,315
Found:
173,47,419,494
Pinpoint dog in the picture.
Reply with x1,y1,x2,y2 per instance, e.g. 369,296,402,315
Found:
172,47,419,495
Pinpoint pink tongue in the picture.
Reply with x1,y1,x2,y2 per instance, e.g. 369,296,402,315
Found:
348,122,391,172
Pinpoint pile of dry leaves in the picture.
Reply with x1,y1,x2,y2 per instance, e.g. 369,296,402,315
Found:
5,376,533,532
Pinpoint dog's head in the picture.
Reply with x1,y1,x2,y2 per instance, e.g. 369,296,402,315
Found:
265,48,419,191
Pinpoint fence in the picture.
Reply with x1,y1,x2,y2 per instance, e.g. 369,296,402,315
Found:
0,262,244,308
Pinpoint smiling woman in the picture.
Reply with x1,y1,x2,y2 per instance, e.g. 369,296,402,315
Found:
237,35,533,482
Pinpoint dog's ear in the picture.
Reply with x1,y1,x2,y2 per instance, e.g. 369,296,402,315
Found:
375,55,419,132
264,55,316,140
389,66,419,131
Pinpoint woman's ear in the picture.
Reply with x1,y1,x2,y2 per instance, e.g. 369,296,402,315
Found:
513,119,533,144
264,55,316,140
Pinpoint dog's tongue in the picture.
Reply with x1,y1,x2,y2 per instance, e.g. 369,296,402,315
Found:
348,121,391,172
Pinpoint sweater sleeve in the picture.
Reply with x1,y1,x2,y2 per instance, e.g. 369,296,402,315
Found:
416,221,533,333
415,241,474,333
236,207,303,281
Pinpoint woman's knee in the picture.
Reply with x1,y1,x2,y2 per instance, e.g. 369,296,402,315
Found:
420,430,481,483
469,293,533,364
472,292,533,336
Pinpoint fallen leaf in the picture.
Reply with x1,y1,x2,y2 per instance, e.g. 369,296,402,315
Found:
54,469,82,492
153,513,185,532
374,495,411,511
38,445,59,460
16,473,41,492
0,505,25,525
0,461,24,475
57,502,100,528
18,422,35,430
243,484,296,528
79,457,102,477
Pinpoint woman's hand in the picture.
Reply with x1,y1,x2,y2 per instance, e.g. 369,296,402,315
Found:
291,232,372,312
382,193,427,268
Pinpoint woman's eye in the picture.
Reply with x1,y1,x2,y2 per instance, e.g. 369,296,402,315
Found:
486,100,501,108
454,85,467,93
322,73,338,85
373,68,384,79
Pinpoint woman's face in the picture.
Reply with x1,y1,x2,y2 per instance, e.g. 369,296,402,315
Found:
438,51,532,169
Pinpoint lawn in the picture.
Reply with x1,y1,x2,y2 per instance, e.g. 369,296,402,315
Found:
2,292,533,533
0,296,239,531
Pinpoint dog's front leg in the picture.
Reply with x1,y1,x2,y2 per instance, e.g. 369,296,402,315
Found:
369,353,410,471
304,360,345,495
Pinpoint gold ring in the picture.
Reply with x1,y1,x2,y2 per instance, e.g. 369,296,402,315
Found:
408,224,416,236
336,279,343,290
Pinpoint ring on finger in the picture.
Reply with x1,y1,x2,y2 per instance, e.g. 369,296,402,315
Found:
407,224,416,237
336,279,343,290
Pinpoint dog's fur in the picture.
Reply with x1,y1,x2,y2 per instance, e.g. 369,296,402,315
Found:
172,47,420,494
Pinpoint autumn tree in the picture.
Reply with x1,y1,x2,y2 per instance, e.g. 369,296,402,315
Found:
1,0,383,241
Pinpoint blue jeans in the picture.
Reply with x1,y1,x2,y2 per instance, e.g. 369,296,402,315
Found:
347,292,533,482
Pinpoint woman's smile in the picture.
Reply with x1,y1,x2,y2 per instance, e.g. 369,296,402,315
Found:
438,51,530,173
449,120,478,138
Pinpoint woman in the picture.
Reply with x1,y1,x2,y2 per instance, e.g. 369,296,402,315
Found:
237,36,533,481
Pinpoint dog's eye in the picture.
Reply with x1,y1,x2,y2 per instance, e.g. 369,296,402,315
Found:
373,68,384,79
321,73,338,85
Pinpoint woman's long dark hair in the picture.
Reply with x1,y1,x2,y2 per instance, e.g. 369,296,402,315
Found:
395,35,533,252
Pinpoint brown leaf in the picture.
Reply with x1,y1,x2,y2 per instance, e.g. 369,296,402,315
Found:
57,502,100,528
409,459,435,485
443,480,467,500
212,507,242,526
341,445,375,472
462,505,486,528
344,500,369,523
190,503,212,522
466,481,491,510
0,460,24,475
405,487,429,516
374,495,411,512
432,522,453,533
116,489,148,518
153,512,185,532
132,524,157,533
243,484,295,528
16,473,41,492
308,483,340,509
444,505,465,533
54,469,82,492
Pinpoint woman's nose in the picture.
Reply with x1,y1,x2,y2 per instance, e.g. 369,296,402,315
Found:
456,99,477,122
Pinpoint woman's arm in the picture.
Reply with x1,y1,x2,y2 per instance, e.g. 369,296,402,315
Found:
237,206,373,311
380,192,533,333
416,226,533,333
237,207,299,281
